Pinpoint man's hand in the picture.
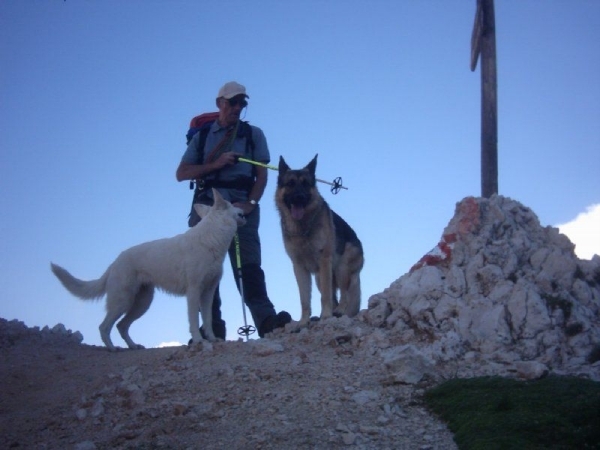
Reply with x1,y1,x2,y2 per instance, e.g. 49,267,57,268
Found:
213,152,238,169
233,201,257,216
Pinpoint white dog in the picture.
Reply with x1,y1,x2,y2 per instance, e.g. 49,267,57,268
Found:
50,189,245,351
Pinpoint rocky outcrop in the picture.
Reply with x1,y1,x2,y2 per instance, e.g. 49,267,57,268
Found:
364,195,600,381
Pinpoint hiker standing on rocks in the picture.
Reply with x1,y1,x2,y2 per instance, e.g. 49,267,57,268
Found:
176,81,291,339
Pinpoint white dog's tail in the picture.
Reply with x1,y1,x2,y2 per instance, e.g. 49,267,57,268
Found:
50,262,109,300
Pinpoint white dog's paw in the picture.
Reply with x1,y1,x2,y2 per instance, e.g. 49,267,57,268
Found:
131,344,145,350
320,311,333,321
189,337,202,346
190,339,214,352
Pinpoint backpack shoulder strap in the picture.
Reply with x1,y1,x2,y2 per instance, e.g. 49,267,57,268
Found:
241,121,255,151
240,121,256,177
197,126,211,157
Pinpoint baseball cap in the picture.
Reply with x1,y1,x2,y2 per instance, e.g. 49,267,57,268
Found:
217,81,249,99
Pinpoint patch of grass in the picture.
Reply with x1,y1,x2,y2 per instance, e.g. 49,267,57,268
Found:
424,375,600,449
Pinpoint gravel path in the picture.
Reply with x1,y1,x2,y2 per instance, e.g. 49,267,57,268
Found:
0,318,457,449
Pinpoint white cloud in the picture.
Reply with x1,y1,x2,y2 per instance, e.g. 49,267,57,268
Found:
556,204,600,260
157,341,183,348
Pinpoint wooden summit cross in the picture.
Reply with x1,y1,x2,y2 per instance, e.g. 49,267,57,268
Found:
471,0,498,198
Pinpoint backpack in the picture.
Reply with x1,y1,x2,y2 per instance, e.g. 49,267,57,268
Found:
186,112,255,154
185,112,256,226
186,111,220,145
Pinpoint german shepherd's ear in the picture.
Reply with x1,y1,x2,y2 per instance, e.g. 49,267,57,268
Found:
278,155,290,175
306,154,318,177
278,156,290,186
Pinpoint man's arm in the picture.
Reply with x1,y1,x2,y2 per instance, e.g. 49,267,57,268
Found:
232,165,267,215
175,152,238,182
249,166,268,202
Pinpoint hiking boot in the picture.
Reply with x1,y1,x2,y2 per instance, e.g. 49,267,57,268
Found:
211,322,227,340
258,311,292,337
277,311,292,326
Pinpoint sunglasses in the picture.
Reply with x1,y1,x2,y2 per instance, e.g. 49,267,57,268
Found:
226,98,248,108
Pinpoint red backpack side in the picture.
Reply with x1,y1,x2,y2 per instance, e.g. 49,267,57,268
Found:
186,112,220,144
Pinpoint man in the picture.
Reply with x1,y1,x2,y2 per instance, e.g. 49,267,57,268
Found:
176,81,291,339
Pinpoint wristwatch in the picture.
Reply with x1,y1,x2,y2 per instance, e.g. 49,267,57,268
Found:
249,199,258,206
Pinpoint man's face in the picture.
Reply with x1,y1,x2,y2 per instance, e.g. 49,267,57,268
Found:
218,94,248,127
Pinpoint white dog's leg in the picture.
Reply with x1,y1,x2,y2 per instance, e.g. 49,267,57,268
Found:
198,286,216,342
99,309,121,352
188,286,218,344
116,285,154,350
187,289,203,344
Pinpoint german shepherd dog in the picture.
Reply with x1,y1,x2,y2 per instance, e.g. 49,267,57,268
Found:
275,155,364,328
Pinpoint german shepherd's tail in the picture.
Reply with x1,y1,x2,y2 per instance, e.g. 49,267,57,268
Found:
50,262,109,300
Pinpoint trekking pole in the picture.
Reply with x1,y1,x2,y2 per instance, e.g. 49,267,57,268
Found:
234,233,256,341
236,156,348,195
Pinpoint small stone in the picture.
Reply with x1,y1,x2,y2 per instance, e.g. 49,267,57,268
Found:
341,432,356,445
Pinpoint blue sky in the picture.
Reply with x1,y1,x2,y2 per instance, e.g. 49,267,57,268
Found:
1,1,598,348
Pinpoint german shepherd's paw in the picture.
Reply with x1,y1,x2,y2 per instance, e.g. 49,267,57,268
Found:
288,319,310,333
332,307,346,318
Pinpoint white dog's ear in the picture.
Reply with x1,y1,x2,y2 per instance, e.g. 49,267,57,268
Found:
193,204,211,219
212,188,227,209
